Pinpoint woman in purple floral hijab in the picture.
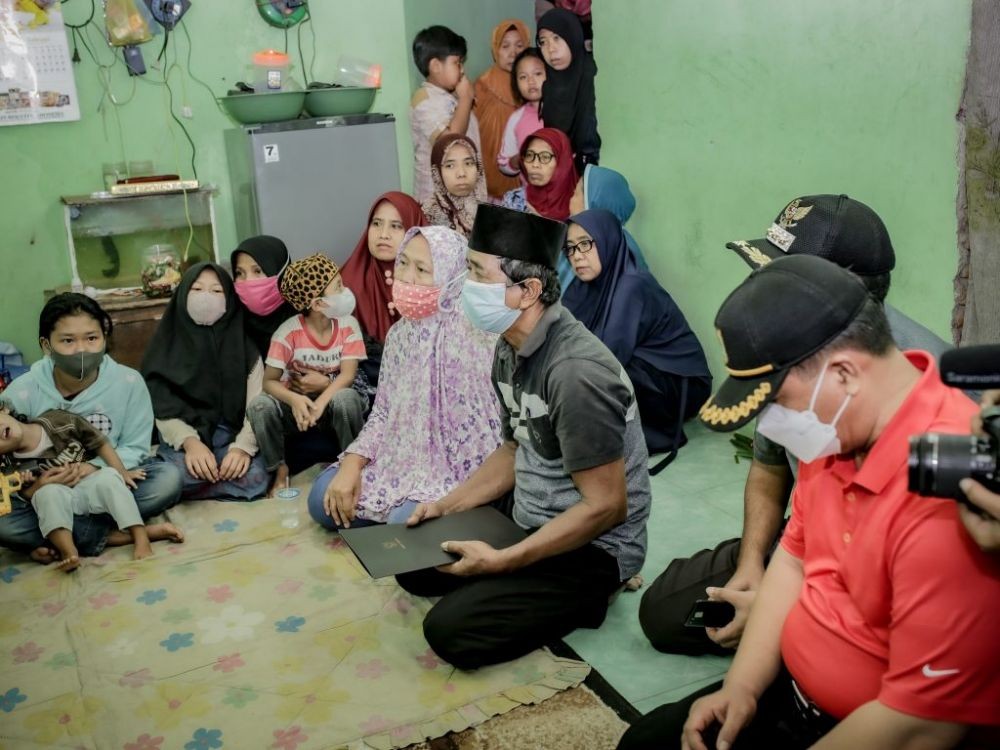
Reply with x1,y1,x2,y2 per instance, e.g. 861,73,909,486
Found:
307,226,502,528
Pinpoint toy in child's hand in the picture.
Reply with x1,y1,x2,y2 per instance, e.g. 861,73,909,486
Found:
0,472,22,517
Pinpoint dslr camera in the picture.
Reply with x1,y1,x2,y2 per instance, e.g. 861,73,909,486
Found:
908,345,1000,503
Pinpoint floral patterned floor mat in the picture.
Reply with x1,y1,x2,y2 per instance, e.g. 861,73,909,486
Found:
0,476,588,750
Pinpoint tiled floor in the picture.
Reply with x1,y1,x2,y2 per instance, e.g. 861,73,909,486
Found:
566,422,750,715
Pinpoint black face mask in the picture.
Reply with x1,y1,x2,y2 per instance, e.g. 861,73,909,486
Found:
49,349,104,381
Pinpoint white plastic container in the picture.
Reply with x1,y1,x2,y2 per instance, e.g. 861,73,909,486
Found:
252,49,293,92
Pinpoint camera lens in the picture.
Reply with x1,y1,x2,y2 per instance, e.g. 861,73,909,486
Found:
908,434,998,500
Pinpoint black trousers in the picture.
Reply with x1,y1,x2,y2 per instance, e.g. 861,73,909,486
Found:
628,363,713,456
638,537,742,656
617,669,836,750
396,541,622,670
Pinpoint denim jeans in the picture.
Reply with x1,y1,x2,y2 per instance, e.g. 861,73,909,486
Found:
156,424,270,501
0,456,183,557
307,463,419,530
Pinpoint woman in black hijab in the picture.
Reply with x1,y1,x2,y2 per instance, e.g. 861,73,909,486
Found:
230,235,296,358
537,8,600,172
232,235,333,413
142,262,270,500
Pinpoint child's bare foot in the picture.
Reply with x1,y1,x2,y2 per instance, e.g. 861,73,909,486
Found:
133,539,154,560
30,546,58,564
48,529,79,573
54,555,80,573
146,523,185,544
268,463,290,498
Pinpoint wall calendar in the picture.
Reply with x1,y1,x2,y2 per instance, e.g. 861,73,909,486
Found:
0,0,81,126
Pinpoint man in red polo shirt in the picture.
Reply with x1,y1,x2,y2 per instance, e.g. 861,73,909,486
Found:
618,255,1000,750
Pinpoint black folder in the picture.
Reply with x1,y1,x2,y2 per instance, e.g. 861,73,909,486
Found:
338,506,528,578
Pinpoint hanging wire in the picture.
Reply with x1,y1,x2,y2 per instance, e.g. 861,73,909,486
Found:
178,18,227,116
296,12,308,84
159,40,196,261
306,7,317,82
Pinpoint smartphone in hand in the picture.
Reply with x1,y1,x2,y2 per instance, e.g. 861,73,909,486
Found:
684,599,736,629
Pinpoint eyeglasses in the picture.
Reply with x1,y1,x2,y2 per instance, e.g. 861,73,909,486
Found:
523,150,555,165
564,239,594,258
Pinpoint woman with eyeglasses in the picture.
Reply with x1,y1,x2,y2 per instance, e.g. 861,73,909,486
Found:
503,127,648,290
502,127,577,218
563,209,712,458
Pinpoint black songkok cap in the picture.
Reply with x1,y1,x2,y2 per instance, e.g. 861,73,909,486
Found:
469,203,567,269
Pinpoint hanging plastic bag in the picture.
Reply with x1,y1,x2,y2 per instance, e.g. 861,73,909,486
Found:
104,0,153,47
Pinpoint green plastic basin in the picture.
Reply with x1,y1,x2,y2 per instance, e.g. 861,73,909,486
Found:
304,86,377,117
218,91,305,124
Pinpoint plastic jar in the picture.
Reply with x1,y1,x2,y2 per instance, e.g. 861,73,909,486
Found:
141,244,182,298
252,49,293,92
333,55,382,88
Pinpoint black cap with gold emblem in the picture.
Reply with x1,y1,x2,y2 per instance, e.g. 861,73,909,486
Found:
725,194,895,277
699,254,870,432
469,203,568,270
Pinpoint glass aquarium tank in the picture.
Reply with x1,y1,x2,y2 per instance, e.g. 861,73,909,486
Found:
61,188,219,293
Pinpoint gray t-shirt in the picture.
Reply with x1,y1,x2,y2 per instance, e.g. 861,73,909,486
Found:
493,304,652,580
753,303,957,473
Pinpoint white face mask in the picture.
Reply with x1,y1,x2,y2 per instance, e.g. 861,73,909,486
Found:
187,291,227,326
756,361,853,463
460,279,522,334
319,288,356,319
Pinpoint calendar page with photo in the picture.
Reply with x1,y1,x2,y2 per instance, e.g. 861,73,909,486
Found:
0,0,80,126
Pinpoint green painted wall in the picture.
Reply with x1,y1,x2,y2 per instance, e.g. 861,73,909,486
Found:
2,0,970,374
593,0,971,379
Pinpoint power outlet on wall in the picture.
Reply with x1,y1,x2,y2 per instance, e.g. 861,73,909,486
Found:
181,105,193,119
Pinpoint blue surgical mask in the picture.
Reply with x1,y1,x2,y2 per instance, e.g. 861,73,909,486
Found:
756,361,852,463
461,279,522,334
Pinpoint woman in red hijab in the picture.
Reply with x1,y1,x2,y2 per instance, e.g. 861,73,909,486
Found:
339,192,426,386
500,127,579,219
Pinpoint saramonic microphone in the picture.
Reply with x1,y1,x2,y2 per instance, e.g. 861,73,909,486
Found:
939,345,1000,389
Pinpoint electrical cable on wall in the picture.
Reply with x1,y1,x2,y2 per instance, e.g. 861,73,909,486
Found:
63,0,136,175
177,18,228,118
128,26,199,261
296,7,316,84
161,43,197,262
306,8,316,81
64,0,95,63
64,0,202,259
